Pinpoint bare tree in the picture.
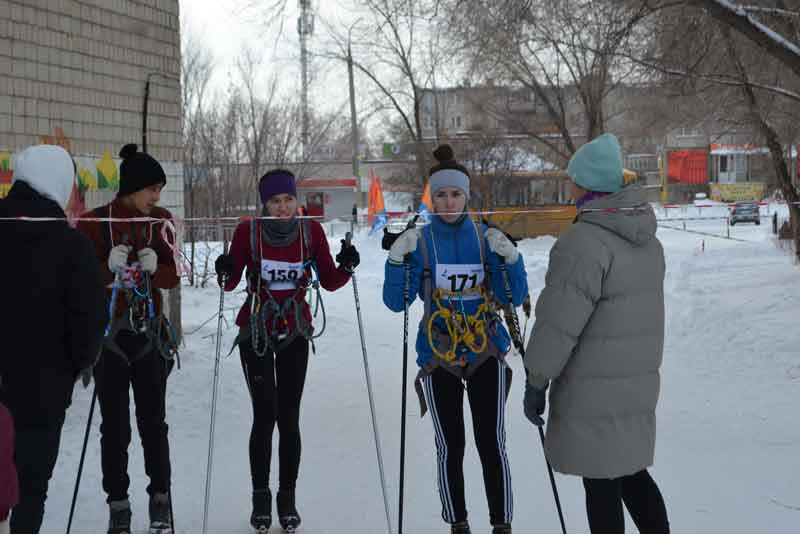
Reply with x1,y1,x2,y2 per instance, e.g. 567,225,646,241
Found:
631,1,800,258
317,0,452,188
444,0,668,163
684,0,800,77
182,27,214,286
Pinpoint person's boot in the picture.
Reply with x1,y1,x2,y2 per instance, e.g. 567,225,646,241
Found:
492,523,512,534
148,493,172,534
250,489,272,533
451,520,471,534
276,489,302,532
107,500,132,534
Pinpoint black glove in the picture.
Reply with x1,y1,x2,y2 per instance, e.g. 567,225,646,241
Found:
214,253,235,285
522,293,532,318
382,227,401,251
524,382,548,426
336,240,360,272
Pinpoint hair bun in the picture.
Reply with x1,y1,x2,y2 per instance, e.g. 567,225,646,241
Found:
433,144,454,163
119,143,139,160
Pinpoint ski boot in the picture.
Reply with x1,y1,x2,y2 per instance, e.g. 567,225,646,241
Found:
492,524,512,534
250,489,272,533
451,520,471,534
107,501,132,534
277,489,302,532
148,493,173,534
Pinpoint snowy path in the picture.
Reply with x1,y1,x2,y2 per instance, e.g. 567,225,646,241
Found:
41,219,799,533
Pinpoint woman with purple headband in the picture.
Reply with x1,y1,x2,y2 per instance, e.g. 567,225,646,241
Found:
215,169,360,533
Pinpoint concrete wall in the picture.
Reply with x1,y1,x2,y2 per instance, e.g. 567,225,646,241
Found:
0,0,182,215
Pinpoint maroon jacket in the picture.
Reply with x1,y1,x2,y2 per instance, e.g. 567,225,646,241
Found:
0,403,18,521
77,198,180,318
225,218,350,335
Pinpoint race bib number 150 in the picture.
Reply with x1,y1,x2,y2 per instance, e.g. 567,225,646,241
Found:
261,259,305,290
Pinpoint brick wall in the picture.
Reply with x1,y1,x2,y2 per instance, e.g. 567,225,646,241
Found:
0,0,183,216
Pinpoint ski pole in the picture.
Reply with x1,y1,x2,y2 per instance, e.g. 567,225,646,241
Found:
65,384,97,534
520,294,532,346
398,255,410,534
538,425,567,534
143,270,177,533
499,264,524,355
67,273,120,534
202,271,227,534
345,232,393,534
483,218,525,355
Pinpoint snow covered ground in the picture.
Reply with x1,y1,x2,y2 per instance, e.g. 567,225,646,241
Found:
41,207,799,533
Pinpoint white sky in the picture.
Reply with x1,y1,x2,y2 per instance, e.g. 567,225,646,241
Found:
178,0,360,118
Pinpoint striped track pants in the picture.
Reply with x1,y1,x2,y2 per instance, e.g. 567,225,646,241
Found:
421,357,513,526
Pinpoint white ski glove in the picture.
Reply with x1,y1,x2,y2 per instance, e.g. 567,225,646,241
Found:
137,247,158,274
485,228,519,264
389,228,421,264
108,245,131,273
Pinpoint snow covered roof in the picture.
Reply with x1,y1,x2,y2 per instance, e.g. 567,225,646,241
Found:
465,146,558,174
709,144,798,157
709,144,769,156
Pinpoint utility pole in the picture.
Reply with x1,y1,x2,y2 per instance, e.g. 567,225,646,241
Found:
298,0,314,161
347,39,363,207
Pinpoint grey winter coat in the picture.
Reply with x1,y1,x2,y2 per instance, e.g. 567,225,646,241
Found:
524,186,666,479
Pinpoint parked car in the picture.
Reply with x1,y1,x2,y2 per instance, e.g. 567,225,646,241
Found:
730,202,760,225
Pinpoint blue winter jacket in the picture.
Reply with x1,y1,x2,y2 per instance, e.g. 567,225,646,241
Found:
383,215,529,368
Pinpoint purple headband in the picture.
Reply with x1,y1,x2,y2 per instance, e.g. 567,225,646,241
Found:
259,170,297,203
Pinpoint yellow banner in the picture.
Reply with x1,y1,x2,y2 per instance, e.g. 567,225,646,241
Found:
710,183,765,202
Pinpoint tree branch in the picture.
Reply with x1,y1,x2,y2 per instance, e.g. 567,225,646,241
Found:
685,0,800,78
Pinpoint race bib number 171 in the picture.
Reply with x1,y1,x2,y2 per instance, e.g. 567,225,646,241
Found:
435,263,485,300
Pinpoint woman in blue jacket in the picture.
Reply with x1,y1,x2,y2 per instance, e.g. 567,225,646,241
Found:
383,146,528,534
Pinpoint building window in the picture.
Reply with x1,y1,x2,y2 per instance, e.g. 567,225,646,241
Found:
676,127,702,137
456,116,462,128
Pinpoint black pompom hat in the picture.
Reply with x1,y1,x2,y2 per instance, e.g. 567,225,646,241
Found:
116,143,167,198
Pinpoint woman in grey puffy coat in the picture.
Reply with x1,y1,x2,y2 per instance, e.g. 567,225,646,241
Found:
523,134,670,534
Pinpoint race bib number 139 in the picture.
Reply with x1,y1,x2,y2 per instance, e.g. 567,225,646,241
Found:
261,259,305,290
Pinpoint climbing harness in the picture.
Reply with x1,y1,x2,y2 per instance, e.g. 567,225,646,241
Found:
411,217,518,417
418,218,501,368
244,217,327,356
94,204,180,366
426,286,490,363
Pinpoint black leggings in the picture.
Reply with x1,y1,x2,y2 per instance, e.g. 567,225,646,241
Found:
582,469,670,534
240,336,309,492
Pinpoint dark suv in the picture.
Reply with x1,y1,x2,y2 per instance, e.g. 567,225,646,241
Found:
730,202,760,226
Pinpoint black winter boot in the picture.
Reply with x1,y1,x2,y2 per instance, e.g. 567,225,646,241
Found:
451,520,471,534
107,502,132,534
148,493,172,534
250,489,272,532
492,523,512,534
277,489,302,532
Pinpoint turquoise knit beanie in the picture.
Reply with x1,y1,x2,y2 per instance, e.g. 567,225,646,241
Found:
567,133,623,193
